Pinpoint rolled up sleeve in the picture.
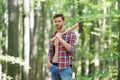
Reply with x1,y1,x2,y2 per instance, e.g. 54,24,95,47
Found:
69,32,77,53
70,46,75,52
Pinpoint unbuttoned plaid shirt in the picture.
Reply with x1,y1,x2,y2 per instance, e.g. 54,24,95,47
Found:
48,31,77,70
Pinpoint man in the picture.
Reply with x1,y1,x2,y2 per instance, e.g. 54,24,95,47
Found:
48,13,79,80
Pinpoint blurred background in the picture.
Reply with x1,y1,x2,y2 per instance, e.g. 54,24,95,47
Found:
0,0,120,80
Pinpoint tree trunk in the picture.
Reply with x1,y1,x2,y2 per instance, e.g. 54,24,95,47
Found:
0,0,4,79
117,20,120,79
23,0,30,80
7,0,20,79
29,0,40,80
99,5,108,80
1,1,8,79
89,22,95,77
36,1,46,80
77,1,87,76
117,1,120,80
0,26,2,80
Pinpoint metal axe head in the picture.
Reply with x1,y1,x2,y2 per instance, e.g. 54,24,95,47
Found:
78,22,83,33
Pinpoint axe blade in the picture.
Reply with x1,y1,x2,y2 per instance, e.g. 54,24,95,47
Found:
78,22,83,33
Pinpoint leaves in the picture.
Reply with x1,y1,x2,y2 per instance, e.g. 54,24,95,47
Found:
0,55,25,66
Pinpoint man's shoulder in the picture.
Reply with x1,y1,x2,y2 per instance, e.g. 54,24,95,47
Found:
67,31,76,35
67,31,77,39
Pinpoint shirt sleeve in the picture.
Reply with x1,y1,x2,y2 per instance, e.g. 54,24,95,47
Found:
48,35,55,63
69,32,77,53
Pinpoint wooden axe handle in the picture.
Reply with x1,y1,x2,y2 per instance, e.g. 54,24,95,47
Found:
50,23,80,42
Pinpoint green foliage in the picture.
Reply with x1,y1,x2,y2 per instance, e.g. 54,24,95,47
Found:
74,67,118,80
0,54,28,80
7,76,13,80
0,55,25,66
0,0,120,79
0,0,6,48
74,75,93,80
0,37,5,47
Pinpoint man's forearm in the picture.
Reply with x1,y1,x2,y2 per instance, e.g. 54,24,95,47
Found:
58,38,71,51
55,32,76,52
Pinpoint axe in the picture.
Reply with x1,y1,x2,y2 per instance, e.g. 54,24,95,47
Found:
50,22,83,42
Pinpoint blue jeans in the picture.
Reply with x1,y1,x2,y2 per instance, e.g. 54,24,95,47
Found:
50,66,72,80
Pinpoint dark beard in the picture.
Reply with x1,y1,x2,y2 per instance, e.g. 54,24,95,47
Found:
57,25,63,30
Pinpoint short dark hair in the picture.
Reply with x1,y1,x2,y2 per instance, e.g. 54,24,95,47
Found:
53,14,65,21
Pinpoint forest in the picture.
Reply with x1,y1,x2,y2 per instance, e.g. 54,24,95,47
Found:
0,0,120,80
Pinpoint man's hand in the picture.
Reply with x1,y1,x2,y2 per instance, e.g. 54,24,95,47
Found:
55,32,72,52
55,32,62,41
48,62,53,68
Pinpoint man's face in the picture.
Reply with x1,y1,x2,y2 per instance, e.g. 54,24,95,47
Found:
53,17,64,30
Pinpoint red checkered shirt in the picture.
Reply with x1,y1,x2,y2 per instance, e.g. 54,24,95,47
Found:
48,31,77,70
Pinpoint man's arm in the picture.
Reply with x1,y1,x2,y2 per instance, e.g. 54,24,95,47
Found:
48,34,55,67
55,32,76,52
48,56,53,68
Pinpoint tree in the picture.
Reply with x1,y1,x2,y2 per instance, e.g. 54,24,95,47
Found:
22,0,30,80
29,0,40,80
0,0,4,79
117,0,120,79
36,1,47,80
7,0,20,79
